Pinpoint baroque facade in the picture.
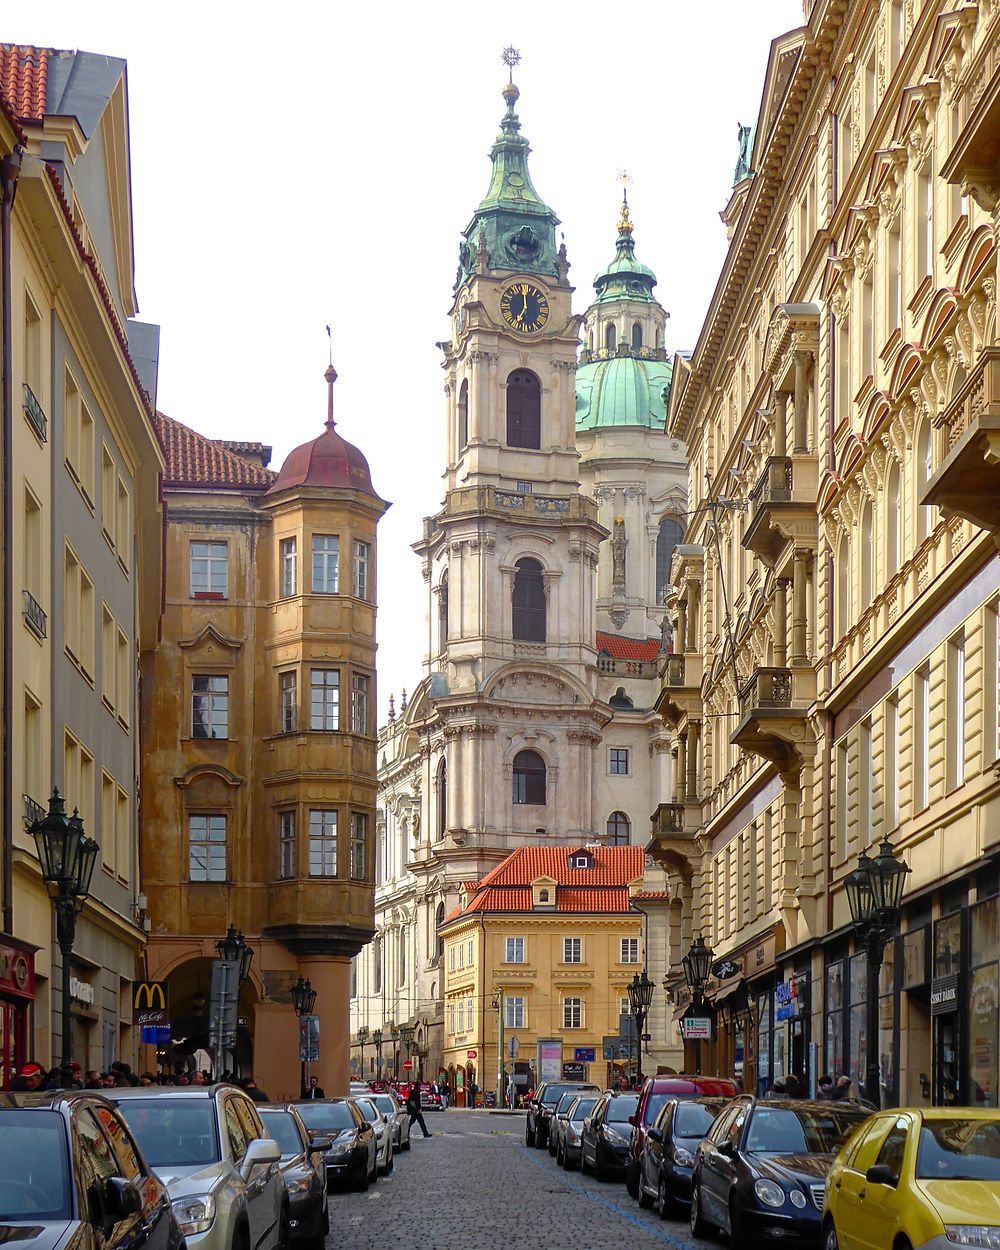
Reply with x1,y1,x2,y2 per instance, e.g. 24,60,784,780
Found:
655,0,1000,1108
352,79,686,1083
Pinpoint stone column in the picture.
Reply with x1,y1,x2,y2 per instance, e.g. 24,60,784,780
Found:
685,582,697,652
670,746,680,804
298,955,352,1098
774,579,789,667
793,352,810,453
676,599,688,653
685,722,698,801
444,732,461,834
773,391,788,459
676,735,687,804
791,551,808,665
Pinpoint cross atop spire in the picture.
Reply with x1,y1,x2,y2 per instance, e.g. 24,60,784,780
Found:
501,45,521,81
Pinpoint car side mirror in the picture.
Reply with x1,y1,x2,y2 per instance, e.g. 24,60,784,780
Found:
648,1128,662,1143
309,1136,332,1152
628,1115,637,1127
865,1164,898,1187
717,1140,735,1157
101,1177,143,1223
241,1137,281,1180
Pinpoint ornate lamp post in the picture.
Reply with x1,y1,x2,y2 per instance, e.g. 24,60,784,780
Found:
372,1028,383,1078
214,925,253,1078
390,1027,400,1081
357,1025,370,1080
682,935,714,1077
399,1023,415,1082
290,975,317,1095
844,838,910,1108
30,790,99,1087
626,970,655,1085
217,925,254,983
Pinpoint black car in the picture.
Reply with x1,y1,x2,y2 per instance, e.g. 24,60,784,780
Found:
580,1091,639,1179
690,1097,871,1245
259,1106,330,1248
294,1097,376,1190
526,1082,599,1149
637,1096,729,1217
0,1091,185,1250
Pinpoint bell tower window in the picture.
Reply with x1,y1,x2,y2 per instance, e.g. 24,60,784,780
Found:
438,570,449,649
512,558,546,641
604,323,617,353
506,370,541,449
513,750,546,805
631,322,643,350
458,379,469,450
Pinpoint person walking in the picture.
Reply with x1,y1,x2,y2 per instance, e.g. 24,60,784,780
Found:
405,1081,432,1138
302,1075,325,1100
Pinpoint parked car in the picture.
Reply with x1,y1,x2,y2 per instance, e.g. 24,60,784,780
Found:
557,1094,601,1170
689,1097,871,1245
0,1090,186,1250
526,1082,600,1149
110,1083,287,1250
418,1083,443,1111
581,1091,639,1179
367,1091,410,1152
822,1107,1000,1250
293,1098,376,1190
258,1106,329,1250
352,1096,394,1173
625,1074,741,1198
549,1089,584,1157
637,1096,729,1217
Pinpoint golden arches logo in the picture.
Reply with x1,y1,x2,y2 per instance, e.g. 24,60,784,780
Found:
134,981,167,1011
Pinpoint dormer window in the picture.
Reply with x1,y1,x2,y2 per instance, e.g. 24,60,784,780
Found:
532,876,557,908
539,888,550,902
569,850,594,870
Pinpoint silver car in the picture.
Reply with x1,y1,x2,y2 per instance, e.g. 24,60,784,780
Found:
368,1091,410,1152
352,1097,393,1173
112,1084,286,1250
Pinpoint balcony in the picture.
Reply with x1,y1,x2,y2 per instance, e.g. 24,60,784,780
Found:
597,655,659,679
647,802,699,873
22,794,45,827
743,454,818,567
22,589,47,639
654,652,703,728
924,347,1000,533
731,665,816,768
22,383,47,442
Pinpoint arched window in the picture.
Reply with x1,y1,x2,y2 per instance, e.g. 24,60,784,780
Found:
438,570,449,650
631,322,643,350
458,379,469,450
512,557,546,641
655,517,684,606
917,420,934,541
373,935,382,992
837,535,851,636
436,757,447,840
655,328,662,349
859,500,874,607
605,322,617,352
435,902,445,961
398,930,406,987
886,461,900,577
588,332,593,352
512,749,546,805
506,369,541,449
606,811,630,845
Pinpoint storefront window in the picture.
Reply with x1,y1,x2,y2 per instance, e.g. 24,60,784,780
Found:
825,960,844,1078
934,913,962,978
878,938,898,1107
972,897,999,966
757,992,772,1096
849,952,867,1093
969,898,999,1108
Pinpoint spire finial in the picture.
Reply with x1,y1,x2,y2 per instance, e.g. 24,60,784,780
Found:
502,45,521,82
324,354,337,430
617,170,634,234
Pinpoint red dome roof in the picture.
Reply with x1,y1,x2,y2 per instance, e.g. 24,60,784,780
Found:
268,366,379,498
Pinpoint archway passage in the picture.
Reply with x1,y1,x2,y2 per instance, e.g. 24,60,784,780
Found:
155,956,260,1082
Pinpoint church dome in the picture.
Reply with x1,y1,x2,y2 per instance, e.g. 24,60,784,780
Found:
575,354,672,432
591,200,657,304
268,366,380,498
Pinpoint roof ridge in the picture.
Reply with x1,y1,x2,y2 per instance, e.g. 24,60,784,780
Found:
154,411,278,490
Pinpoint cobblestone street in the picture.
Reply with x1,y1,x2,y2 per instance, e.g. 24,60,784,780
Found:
326,1110,715,1250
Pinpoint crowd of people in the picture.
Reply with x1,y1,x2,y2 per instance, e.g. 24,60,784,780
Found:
764,1071,876,1108
9,1059,271,1100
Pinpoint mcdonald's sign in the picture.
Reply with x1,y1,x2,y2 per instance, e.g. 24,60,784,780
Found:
133,980,169,1025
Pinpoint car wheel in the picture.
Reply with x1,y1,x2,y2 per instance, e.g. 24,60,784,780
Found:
383,1141,393,1174
368,1149,378,1183
595,1146,607,1183
548,1132,558,1157
525,1121,536,1147
580,1145,591,1175
624,1158,639,1198
823,1220,839,1250
690,1181,712,1239
354,1156,369,1191
657,1173,674,1221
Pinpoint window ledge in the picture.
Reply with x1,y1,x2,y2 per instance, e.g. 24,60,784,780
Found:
191,591,226,601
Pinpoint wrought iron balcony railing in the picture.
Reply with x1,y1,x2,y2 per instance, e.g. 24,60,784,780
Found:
22,589,47,638
750,455,793,508
23,383,47,442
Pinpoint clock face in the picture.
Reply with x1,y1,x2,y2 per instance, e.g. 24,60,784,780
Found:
500,282,549,335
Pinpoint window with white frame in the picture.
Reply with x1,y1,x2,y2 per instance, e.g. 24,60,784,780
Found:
310,669,340,730
351,674,369,735
448,1003,455,1035
192,674,228,738
308,809,337,876
620,937,639,964
505,996,525,1028
467,937,474,966
279,811,295,879
563,937,582,964
279,670,297,733
312,535,339,593
504,936,525,964
562,997,582,1029
449,945,455,972
350,812,367,880
280,537,297,597
189,814,226,881
190,541,228,597
458,942,465,969
609,747,629,775
353,540,370,599
457,999,465,1033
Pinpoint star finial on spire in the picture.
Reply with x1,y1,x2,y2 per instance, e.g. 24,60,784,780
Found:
502,46,521,81
617,171,634,234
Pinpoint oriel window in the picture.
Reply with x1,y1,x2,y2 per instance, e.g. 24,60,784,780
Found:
280,537,297,597
308,809,337,877
311,534,339,593
310,669,340,731
279,811,296,879
279,671,297,733
351,673,369,734
353,540,370,599
350,812,367,880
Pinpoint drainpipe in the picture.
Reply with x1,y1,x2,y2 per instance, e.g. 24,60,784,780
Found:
1,145,23,939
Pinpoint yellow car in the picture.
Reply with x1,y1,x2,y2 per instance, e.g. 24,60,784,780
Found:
823,1107,1000,1250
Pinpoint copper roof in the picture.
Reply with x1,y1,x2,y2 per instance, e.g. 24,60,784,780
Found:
0,45,48,121
596,631,660,661
153,412,277,491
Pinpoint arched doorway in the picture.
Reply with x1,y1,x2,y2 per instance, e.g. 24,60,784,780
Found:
156,955,260,1081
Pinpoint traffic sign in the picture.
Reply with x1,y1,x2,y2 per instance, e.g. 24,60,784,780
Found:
508,1035,520,1058
402,1059,413,1071
298,1014,320,1062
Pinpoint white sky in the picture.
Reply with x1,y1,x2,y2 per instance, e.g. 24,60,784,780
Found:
14,0,802,720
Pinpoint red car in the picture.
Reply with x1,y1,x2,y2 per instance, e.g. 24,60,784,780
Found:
625,1075,740,1198
418,1083,443,1111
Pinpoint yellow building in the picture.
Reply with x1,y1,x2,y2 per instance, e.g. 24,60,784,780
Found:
440,844,653,1104
654,0,1000,1108
140,368,388,1099
1,47,163,1081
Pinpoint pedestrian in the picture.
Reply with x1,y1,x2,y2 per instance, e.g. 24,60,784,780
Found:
817,1074,834,1100
439,1080,449,1110
243,1077,270,1103
405,1081,432,1138
785,1073,802,1099
139,1072,154,1087
831,1074,852,1101
468,1079,478,1109
302,1075,325,1100
764,1077,788,1100
10,1062,44,1091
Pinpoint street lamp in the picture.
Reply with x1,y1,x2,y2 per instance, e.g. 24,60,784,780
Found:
399,1022,415,1080
682,935,714,1077
30,790,99,1087
844,838,910,1107
217,925,254,984
626,970,655,1085
290,975,317,1096
390,1027,400,1081
357,1025,369,1079
372,1028,383,1078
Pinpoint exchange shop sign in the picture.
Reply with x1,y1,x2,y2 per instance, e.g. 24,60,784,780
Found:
680,1017,713,1041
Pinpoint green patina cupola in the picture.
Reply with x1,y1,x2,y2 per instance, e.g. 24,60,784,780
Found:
454,77,560,289
591,199,657,305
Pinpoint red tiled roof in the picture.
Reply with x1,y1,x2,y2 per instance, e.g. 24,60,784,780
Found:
631,890,671,902
153,412,277,491
479,845,644,888
596,631,660,661
0,45,48,121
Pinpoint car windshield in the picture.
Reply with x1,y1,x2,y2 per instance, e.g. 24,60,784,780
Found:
541,1086,566,1106
745,1107,868,1155
372,1096,397,1115
556,1092,580,1114
644,1093,669,1125
916,1119,1000,1180
0,1112,72,1221
608,1095,639,1123
259,1111,304,1157
570,1098,599,1121
353,1099,379,1123
675,1100,727,1138
296,1101,357,1132
115,1099,220,1168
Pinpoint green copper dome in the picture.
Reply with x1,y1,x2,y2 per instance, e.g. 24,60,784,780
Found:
591,201,657,304
575,354,673,431
454,80,560,289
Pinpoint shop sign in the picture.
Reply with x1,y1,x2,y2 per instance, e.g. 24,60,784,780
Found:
713,958,742,982
0,942,34,999
748,935,778,976
574,1047,596,1063
775,976,799,1022
538,1038,562,1082
467,1050,477,1059
681,1017,712,1040
133,980,168,1026
70,976,95,1005
931,983,958,1009
562,1062,587,1080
